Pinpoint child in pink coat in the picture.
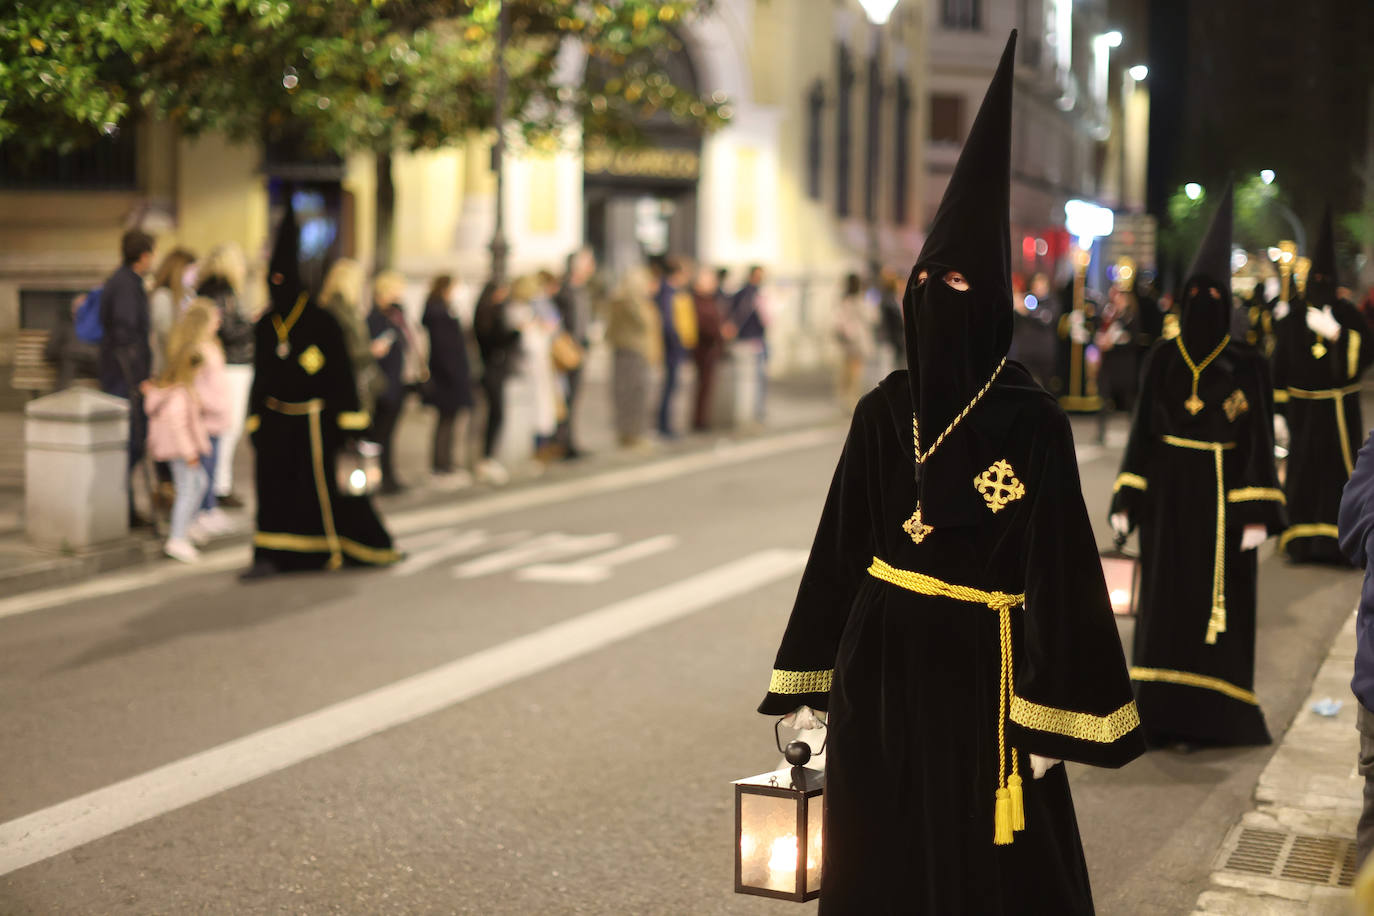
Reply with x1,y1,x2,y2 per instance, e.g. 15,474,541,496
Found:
187,299,234,538
143,302,217,562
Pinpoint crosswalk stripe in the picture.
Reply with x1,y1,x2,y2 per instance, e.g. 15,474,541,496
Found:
451,532,621,579
516,534,679,584
0,548,808,877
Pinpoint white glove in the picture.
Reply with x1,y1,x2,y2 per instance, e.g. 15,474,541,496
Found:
1030,754,1062,779
1273,414,1289,447
1240,524,1268,551
1273,300,1291,321
1306,305,1341,341
1110,512,1130,537
780,705,826,730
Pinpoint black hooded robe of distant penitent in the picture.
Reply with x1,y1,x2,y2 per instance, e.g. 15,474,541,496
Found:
1110,185,1285,747
246,195,399,572
1273,207,1374,564
757,33,1144,913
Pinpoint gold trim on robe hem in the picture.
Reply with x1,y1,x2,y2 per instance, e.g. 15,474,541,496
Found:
245,414,260,434
1129,666,1258,705
767,668,833,695
1350,331,1362,380
1226,487,1285,504
1113,472,1148,493
1279,523,1341,551
338,411,371,430
1160,436,1236,644
253,532,401,565
1009,695,1141,744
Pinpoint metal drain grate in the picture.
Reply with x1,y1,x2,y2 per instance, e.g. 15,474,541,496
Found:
1218,827,1356,888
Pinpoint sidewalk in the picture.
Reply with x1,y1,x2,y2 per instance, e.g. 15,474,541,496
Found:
1193,610,1363,914
0,360,847,596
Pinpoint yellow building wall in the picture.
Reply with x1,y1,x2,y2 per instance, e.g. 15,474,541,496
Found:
174,134,269,266
392,147,466,266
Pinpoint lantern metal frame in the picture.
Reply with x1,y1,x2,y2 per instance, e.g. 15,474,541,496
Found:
1100,531,1140,616
733,768,823,902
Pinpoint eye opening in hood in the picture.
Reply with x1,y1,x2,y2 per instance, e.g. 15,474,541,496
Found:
915,267,973,292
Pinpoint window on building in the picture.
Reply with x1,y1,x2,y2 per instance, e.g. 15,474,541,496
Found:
806,80,825,200
941,0,982,31
930,94,964,144
0,132,138,191
894,79,912,224
835,42,855,219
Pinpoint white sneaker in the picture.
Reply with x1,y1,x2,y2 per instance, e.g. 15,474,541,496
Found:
164,538,200,564
431,470,474,491
185,518,209,547
476,460,509,486
199,507,236,535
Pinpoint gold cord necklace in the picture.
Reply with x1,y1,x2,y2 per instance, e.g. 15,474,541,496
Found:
271,293,309,359
1175,334,1230,415
904,357,1007,544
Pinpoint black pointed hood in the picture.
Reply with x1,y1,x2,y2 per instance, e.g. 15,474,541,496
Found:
1179,183,1233,354
1307,204,1338,304
268,190,303,314
897,30,1017,529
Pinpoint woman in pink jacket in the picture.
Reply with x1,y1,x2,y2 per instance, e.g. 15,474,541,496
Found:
143,304,215,562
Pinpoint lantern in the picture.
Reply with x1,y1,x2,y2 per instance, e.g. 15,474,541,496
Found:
734,722,825,902
336,440,382,496
1100,532,1140,616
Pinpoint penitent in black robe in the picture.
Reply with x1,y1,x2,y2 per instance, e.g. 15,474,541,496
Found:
247,298,399,571
1273,296,1373,563
759,369,1144,914
1111,339,1285,746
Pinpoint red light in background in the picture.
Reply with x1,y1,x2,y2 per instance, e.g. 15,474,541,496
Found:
1022,235,1036,262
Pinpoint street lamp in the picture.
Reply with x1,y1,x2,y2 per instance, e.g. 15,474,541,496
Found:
1128,64,1148,81
857,0,900,24
489,2,512,286
858,0,900,285
1185,182,1203,201
1260,169,1276,185
1102,29,1123,48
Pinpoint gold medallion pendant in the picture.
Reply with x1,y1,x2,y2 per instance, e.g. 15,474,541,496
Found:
1176,335,1229,419
903,505,934,544
1312,341,1328,359
1185,395,1205,415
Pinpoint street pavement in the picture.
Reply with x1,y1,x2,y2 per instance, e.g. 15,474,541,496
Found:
0,404,1364,915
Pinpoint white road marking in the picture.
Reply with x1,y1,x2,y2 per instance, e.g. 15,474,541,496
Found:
391,530,498,577
0,548,808,877
516,534,679,584
452,532,621,578
393,526,462,552
0,427,841,621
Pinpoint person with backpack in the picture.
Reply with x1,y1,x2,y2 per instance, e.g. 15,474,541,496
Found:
44,291,101,390
99,228,157,527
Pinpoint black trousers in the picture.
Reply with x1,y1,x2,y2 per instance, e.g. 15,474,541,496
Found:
370,395,403,487
1358,702,1374,867
482,375,506,459
557,366,583,452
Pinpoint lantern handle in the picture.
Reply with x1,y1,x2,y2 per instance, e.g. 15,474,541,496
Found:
775,715,828,756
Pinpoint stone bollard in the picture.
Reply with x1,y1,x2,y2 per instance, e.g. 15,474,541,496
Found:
25,388,130,550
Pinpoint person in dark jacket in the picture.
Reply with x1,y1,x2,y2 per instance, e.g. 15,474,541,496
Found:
690,267,726,431
553,247,596,458
366,272,410,494
422,275,476,486
99,228,156,526
725,264,769,423
472,280,520,486
656,257,690,438
1341,430,1374,866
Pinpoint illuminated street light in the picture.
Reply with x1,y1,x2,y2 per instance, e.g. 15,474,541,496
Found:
1185,182,1203,201
1129,64,1148,81
1102,30,1123,48
857,0,900,24
1260,169,1276,185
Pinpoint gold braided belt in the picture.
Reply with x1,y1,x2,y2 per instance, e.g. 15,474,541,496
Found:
867,557,1026,846
1284,383,1362,475
1161,435,1236,644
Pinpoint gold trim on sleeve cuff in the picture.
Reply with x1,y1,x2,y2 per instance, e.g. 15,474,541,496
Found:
1278,523,1341,551
768,668,833,695
1113,473,1148,493
1129,666,1258,704
1227,487,1285,504
245,414,260,434
1009,695,1141,744
338,410,371,430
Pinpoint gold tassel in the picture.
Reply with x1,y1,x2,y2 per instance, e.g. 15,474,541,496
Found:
994,787,1014,845
1008,772,1025,832
1205,605,1226,644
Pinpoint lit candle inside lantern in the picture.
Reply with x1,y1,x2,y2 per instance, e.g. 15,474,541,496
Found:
769,835,798,874
1109,588,1131,613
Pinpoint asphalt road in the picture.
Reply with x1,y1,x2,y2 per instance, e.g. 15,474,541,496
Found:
0,412,1362,915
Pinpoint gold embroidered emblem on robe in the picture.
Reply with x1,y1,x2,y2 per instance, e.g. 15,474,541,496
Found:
974,459,1026,513
1222,389,1249,422
298,345,325,375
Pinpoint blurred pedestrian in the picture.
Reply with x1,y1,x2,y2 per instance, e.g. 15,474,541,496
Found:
473,280,519,485
44,292,100,391
141,315,212,564
1094,284,1140,414
1110,186,1283,748
833,272,872,409
1009,271,1058,387
367,270,412,494
605,265,661,449
656,257,693,438
514,272,563,464
243,196,397,579
99,228,156,527
164,299,233,541
319,258,384,417
422,274,476,487
554,247,596,458
690,266,726,431
876,268,905,371
197,243,256,508
725,264,770,424
149,248,197,377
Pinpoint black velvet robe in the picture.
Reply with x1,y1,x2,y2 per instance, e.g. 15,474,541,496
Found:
760,368,1143,914
247,299,399,571
1110,340,1285,746
1273,297,1374,563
